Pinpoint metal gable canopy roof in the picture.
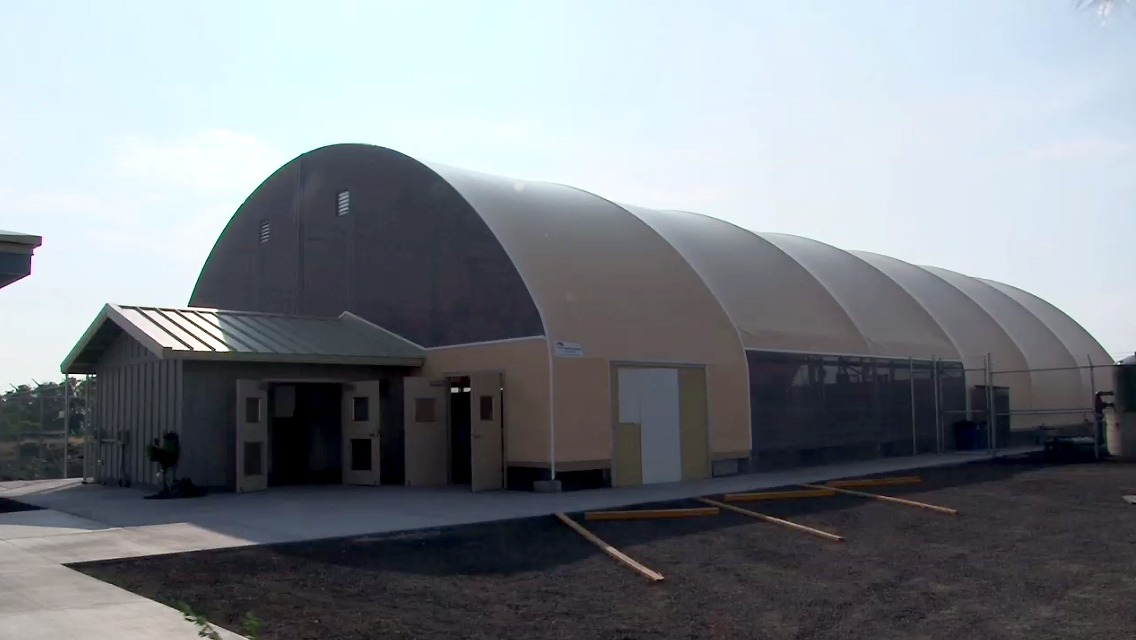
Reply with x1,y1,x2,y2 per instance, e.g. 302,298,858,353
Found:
61,304,427,374
0,230,42,246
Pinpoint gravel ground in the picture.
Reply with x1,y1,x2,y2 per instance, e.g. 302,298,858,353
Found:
73,458,1136,640
0,497,41,513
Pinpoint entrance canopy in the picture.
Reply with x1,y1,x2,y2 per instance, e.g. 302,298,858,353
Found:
0,229,41,289
61,304,426,374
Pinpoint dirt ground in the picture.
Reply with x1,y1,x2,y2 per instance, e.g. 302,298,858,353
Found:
74,458,1136,640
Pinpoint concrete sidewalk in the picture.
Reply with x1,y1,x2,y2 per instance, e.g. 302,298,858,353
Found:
0,488,250,639
2,448,1034,562
0,448,1033,639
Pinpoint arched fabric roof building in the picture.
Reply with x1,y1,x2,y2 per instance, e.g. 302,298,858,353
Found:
64,143,1110,492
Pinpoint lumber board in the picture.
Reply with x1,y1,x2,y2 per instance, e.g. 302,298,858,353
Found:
825,476,922,488
554,512,664,582
800,483,958,515
698,498,845,542
584,507,719,521
723,488,835,502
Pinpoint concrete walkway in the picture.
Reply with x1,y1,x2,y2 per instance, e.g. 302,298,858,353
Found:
0,510,244,640
0,448,1032,639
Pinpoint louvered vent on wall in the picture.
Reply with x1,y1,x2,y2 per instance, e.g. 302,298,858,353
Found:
337,190,350,216
259,220,270,243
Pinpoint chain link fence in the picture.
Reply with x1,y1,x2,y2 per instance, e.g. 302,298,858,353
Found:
0,376,93,481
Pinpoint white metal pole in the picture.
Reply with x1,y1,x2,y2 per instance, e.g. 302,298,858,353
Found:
933,357,942,454
62,377,69,479
909,356,917,456
547,341,557,482
986,353,995,457
1088,354,1099,461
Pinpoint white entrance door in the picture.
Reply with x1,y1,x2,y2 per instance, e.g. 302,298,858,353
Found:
235,379,268,493
637,368,682,484
342,381,382,485
403,376,449,487
469,372,504,492
616,367,682,485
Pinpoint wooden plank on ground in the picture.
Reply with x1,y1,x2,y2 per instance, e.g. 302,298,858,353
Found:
584,507,719,521
723,488,835,502
1123,495,1136,505
698,498,845,542
800,483,959,515
825,475,922,488
554,512,664,582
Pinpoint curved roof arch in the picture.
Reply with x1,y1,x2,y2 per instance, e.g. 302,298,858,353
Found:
420,163,743,366
191,142,1109,430
849,251,1030,369
921,266,1084,412
624,207,871,355
759,233,959,359
978,278,1112,394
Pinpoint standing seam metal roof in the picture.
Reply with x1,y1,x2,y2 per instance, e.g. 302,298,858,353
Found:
61,304,426,373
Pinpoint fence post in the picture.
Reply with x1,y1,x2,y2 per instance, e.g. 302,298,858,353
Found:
84,374,91,482
1088,354,1099,460
37,386,45,470
909,356,917,456
987,353,997,456
933,357,942,454
62,376,70,479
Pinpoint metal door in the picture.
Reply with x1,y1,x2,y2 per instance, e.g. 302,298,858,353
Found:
469,372,504,492
342,381,382,485
235,379,268,493
403,376,448,487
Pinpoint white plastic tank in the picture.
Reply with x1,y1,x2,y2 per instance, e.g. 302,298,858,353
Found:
1106,355,1136,459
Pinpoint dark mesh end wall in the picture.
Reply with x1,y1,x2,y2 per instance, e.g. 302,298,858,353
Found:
747,351,965,471
190,144,544,347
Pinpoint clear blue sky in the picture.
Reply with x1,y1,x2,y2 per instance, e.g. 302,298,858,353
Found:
1,0,1133,388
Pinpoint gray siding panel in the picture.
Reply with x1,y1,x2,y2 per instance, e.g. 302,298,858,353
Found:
91,331,410,490
91,331,182,489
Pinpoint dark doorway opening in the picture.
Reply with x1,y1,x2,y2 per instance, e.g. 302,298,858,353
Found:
268,383,342,486
449,376,471,484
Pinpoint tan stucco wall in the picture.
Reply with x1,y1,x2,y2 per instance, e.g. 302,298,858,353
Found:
421,337,550,466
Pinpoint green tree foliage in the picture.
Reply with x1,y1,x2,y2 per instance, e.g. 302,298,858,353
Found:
0,377,93,479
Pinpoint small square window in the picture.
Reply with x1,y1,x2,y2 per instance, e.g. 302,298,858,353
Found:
245,397,261,423
353,396,369,422
415,398,436,423
259,220,270,243
479,395,494,421
337,190,350,216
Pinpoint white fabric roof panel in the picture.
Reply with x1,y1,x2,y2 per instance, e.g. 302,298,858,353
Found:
761,233,960,360
921,267,1084,413
422,163,752,460
420,149,1103,427
627,208,871,355
979,279,1113,395
850,251,1030,370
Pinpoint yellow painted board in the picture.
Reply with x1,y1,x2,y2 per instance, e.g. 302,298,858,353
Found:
723,489,836,502
825,476,922,488
678,367,710,480
699,498,844,542
554,512,664,582
800,484,958,515
584,507,719,521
